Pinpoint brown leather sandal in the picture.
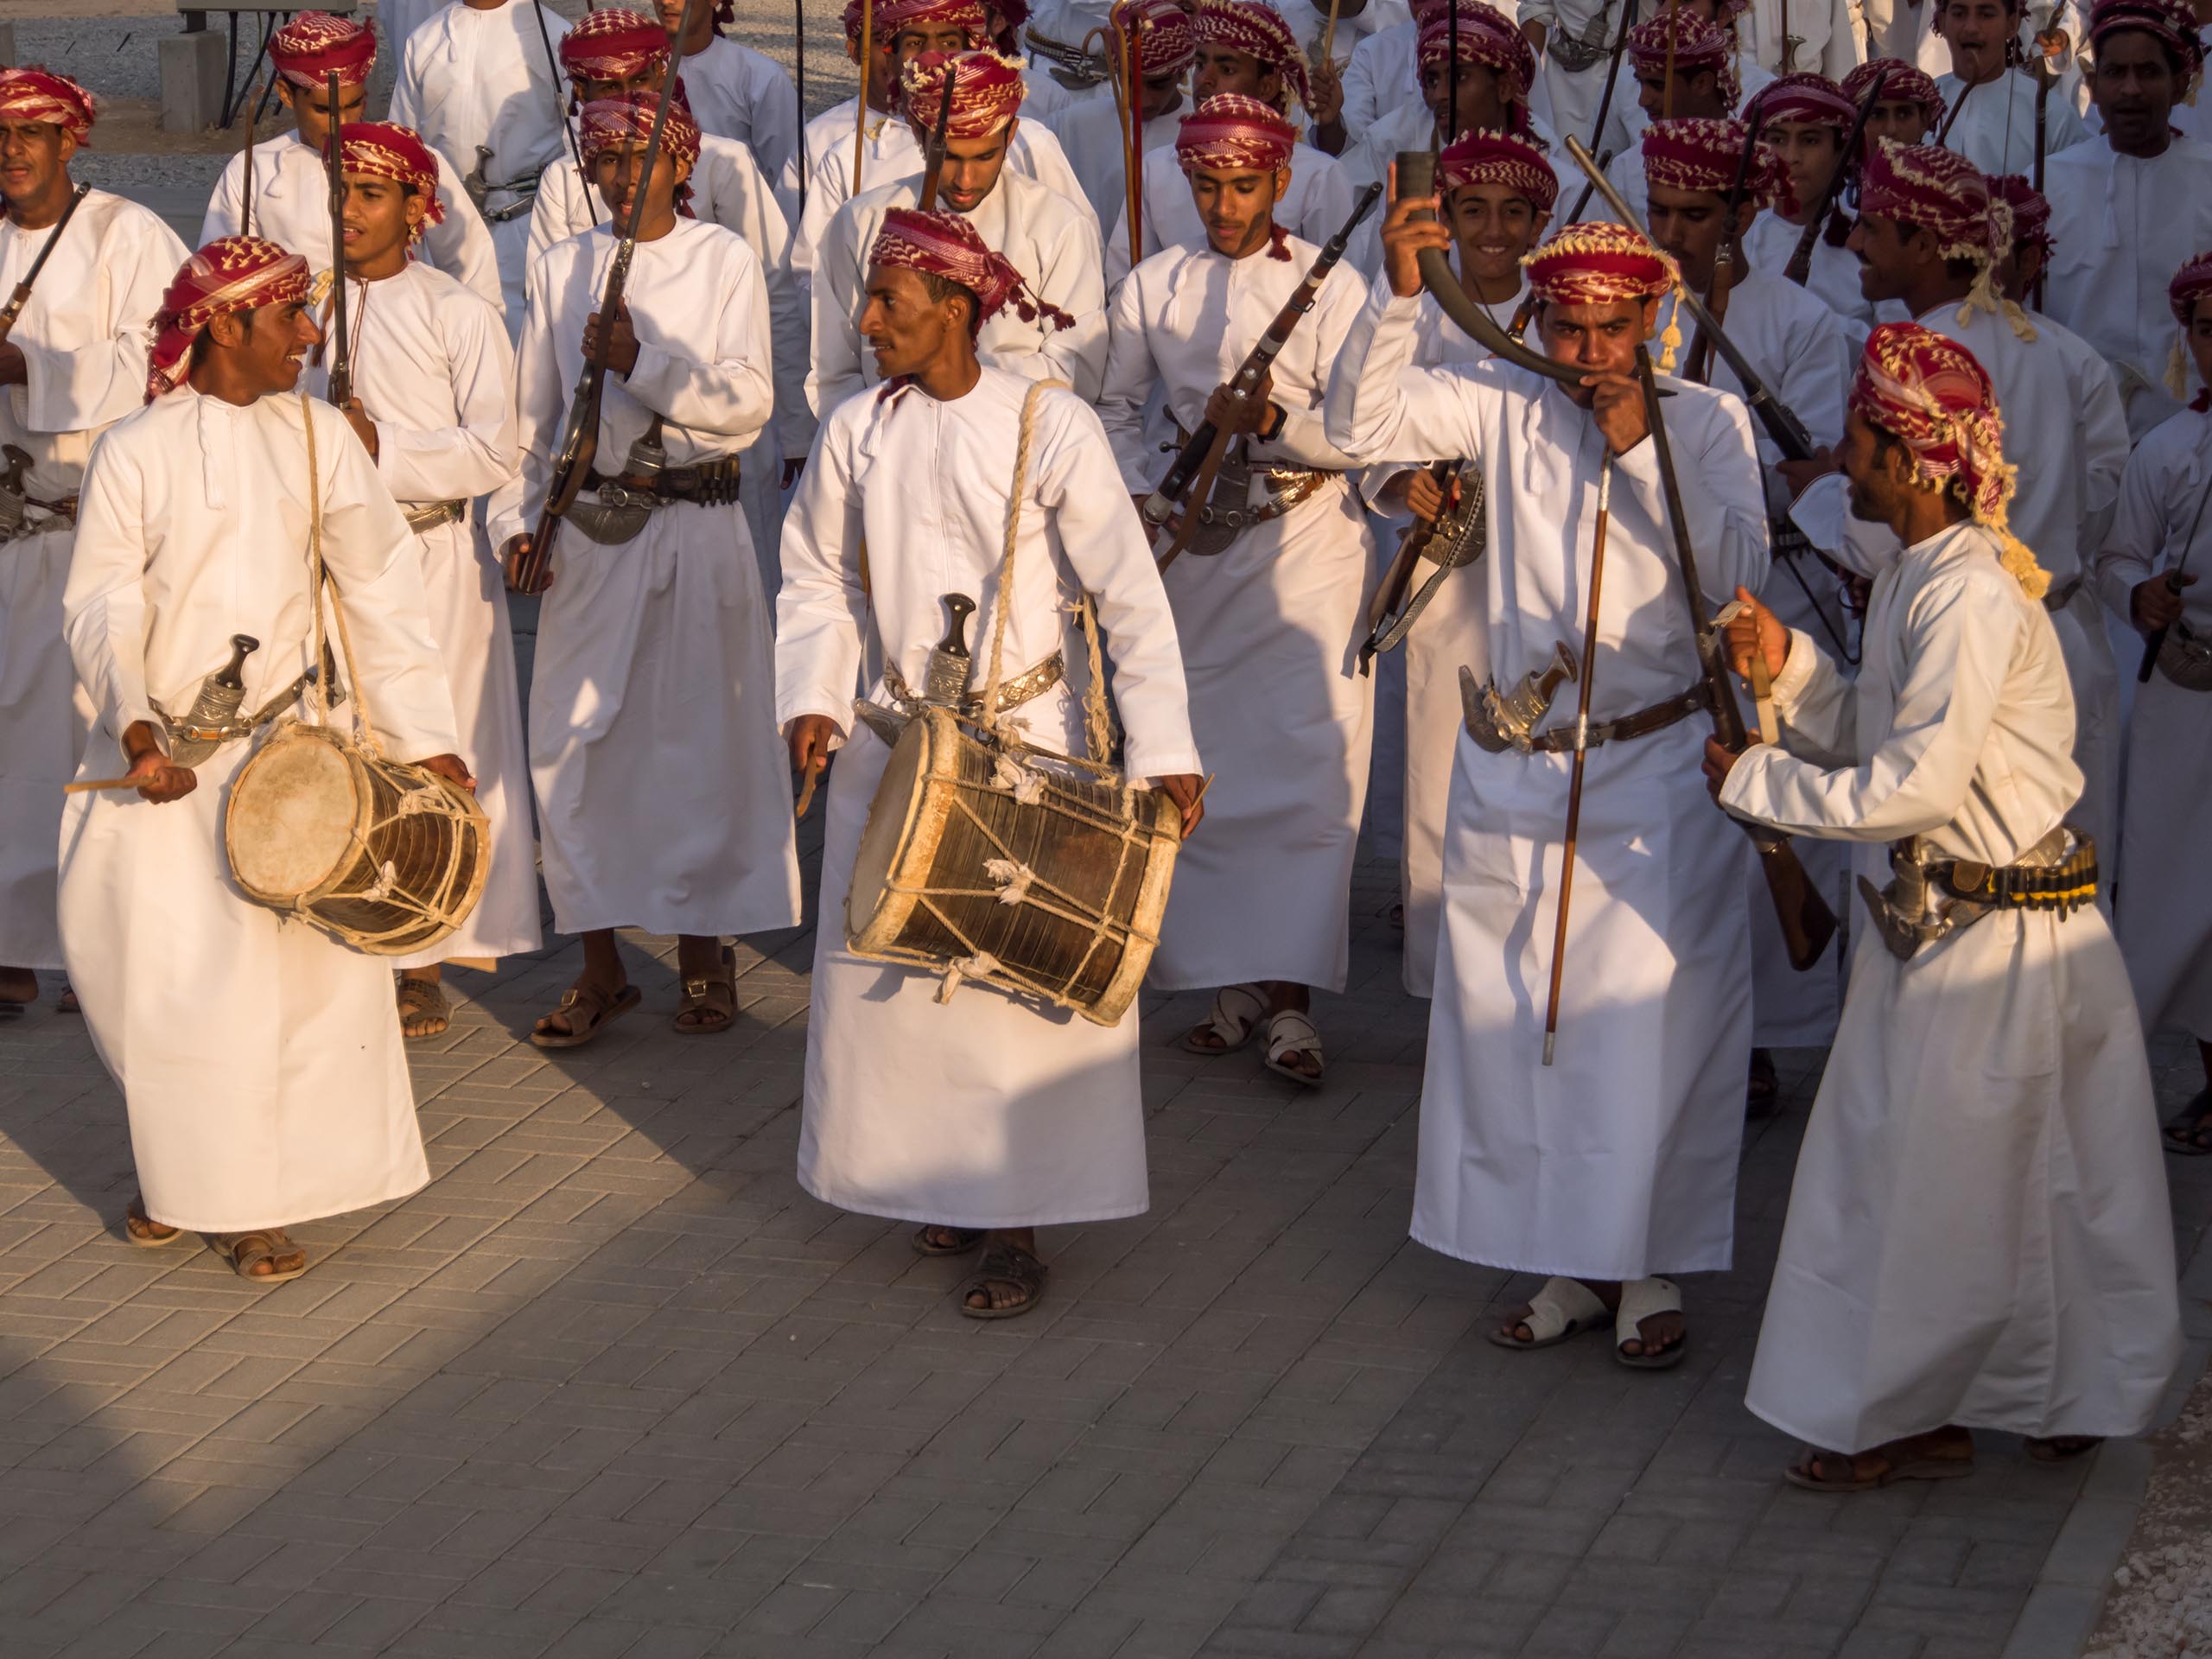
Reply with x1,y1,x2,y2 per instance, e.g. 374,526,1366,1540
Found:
673,947,737,1036
959,1241,1048,1319
530,981,641,1049
396,975,450,1040
208,1230,308,1284
124,1194,181,1249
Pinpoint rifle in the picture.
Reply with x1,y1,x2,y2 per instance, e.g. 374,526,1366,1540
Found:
1934,64,1977,146
323,72,352,410
2030,50,2054,309
1585,0,1640,153
509,0,708,596
796,0,808,213
1783,72,1881,288
1144,182,1383,569
0,183,91,340
1359,458,1481,671
531,0,596,228
1683,91,1765,385
1634,345,1837,970
918,54,958,207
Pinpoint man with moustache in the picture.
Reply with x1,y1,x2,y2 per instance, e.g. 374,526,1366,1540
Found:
1599,10,1746,228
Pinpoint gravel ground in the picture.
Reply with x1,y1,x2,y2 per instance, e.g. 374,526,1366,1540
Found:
2088,1365,2212,1659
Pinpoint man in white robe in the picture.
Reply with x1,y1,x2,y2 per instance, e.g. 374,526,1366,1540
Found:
650,0,802,188
2102,250,2212,1156
1816,143,2127,852
785,0,1091,283
1741,71,1884,327
1046,0,1194,229
1338,3,1561,196
2043,0,2212,439
62,237,467,1281
1842,54,1945,149
528,9,808,594
315,122,541,1038
1328,209,1770,1366
1596,8,1745,230
1299,0,1415,153
1362,130,1553,1001
1643,116,1859,1091
200,16,503,316
1713,321,2181,1487
1521,0,1643,158
1102,95,1376,1084
0,73,186,1017
1927,0,2090,175
494,92,801,1044
1105,0,1357,279
812,50,1108,410
1337,0,1435,139
779,207,1204,1318
389,0,574,333
1736,0,1862,77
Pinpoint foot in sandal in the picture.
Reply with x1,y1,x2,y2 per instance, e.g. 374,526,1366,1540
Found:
531,929,639,1049
2025,1434,2101,1463
1491,1276,1686,1366
960,1228,1048,1319
1785,1426,1974,1491
913,1224,985,1256
123,1193,181,1249
208,1230,308,1284
0,965,34,1014
1261,982,1324,1085
1184,983,1267,1055
673,938,736,1035
2163,1090,2212,1157
396,969,450,1039
1490,1275,1611,1350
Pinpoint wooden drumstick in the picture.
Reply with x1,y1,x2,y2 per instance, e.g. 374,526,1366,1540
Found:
795,755,826,820
65,777,150,794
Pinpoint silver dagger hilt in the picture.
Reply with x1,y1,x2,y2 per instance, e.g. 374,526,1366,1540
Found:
923,593,977,708
165,634,259,765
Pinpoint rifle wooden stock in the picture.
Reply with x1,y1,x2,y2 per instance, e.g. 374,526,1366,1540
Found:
1783,74,1882,289
324,72,353,410
0,183,90,340
1633,347,1837,971
1359,460,1456,671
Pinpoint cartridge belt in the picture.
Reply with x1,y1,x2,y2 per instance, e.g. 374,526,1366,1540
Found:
1857,825,2096,960
402,499,467,534
1508,683,1710,755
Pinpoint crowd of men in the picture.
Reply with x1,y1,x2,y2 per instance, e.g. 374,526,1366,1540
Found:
0,0,2208,1491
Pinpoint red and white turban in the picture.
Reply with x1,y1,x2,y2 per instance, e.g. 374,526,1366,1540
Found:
270,14,376,90
145,236,312,403
901,49,1027,139
1418,4,1537,103
335,122,445,238
1842,57,1943,119
0,68,96,145
579,90,702,175
1113,0,1199,78
1175,92,1296,173
559,8,671,82
2088,0,2207,79
1850,322,2046,595
1195,0,1313,113
2166,249,2212,401
1523,222,1685,366
1757,70,1855,129
1986,172,2051,257
1858,138,2024,330
868,206,1071,333
874,0,992,42
1641,116,1783,210
1439,128,1557,213
1627,10,1741,111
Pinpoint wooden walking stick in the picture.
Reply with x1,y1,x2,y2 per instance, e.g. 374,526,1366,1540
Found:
1662,0,1681,119
796,0,808,214
1541,455,1612,1065
1126,15,1144,263
853,0,874,196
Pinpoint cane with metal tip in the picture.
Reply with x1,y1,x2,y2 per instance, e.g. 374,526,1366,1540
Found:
1542,456,1611,1065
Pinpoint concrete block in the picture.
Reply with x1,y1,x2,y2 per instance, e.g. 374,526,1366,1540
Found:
0,24,16,67
160,28,226,135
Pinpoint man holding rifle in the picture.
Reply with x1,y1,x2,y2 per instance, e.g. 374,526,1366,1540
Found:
1098,94,1374,1087
1707,322,2181,1491
1326,200,1768,1368
1738,72,1880,327
495,92,800,1046
0,69,184,1018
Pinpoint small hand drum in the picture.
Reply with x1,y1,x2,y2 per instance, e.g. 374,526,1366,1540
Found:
224,722,490,956
846,708,1182,1026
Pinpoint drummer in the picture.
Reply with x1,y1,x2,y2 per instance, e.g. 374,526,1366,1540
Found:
778,208,1205,1319
58,236,468,1283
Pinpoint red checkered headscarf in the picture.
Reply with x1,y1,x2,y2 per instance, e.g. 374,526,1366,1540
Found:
1439,128,1557,213
1175,94,1297,259
145,237,313,402
579,90,702,213
868,206,1071,333
1758,70,1855,129
900,50,1027,140
559,8,671,83
2166,249,2212,403
1986,173,2051,258
1419,5,1537,104
1195,0,1313,114
1522,222,1686,368
0,68,96,145
270,14,376,90
874,0,992,43
334,122,446,242
1114,0,1199,78
1627,10,1741,111
1842,57,1943,121
1849,322,2045,596
1857,138,2028,333
1642,116,1783,211
2088,0,2207,79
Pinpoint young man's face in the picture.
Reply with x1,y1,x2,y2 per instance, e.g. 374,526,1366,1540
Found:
338,174,426,270
1840,407,1910,524
1646,181,1730,283
1139,69,1186,122
0,118,72,212
573,65,665,102
860,262,967,376
2190,296,2212,395
1861,94,1934,149
1633,63,1725,121
2092,30,2178,153
1189,164,1286,257
893,22,974,62
1939,0,2018,82
651,0,709,48
278,76,369,149
1845,211,1923,300
592,143,684,231
1421,57,1506,137
1444,181,1546,286
1764,119,1843,216
212,300,321,397
1539,296,1657,404
932,123,1014,213
1192,44,1281,105
1995,234,2043,299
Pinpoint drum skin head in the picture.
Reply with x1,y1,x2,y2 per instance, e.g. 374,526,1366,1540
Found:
226,729,360,903
846,713,936,947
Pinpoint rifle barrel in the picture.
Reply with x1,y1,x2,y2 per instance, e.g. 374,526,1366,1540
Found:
0,183,92,339
324,71,351,408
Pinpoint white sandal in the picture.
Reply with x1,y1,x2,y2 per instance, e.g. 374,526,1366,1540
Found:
1614,1276,1687,1370
1262,1008,1325,1088
1487,1275,1611,1351
1182,982,1268,1055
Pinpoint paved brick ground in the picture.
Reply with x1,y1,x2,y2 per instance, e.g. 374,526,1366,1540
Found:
0,834,2205,1659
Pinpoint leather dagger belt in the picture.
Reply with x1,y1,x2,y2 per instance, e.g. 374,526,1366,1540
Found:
880,651,1065,717
1548,14,1617,72
1857,824,2097,961
567,455,745,544
402,499,467,535
1468,681,1710,755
